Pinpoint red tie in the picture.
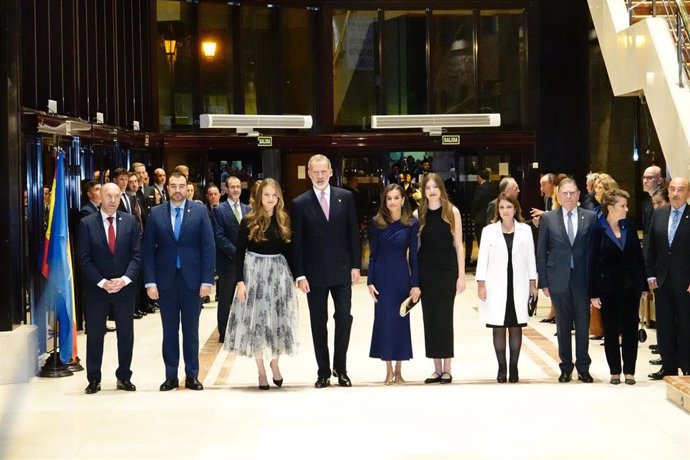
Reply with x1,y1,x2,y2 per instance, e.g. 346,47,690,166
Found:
107,216,116,254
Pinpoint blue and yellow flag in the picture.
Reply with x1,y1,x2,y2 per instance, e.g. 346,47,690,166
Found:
40,149,77,365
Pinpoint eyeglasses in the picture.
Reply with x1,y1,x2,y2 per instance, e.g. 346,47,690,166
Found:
643,175,660,180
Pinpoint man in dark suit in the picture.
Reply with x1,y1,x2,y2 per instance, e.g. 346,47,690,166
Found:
114,168,137,217
470,169,498,245
78,183,141,394
646,177,690,379
212,176,250,342
529,173,555,228
537,178,597,383
152,168,168,202
292,154,361,388
78,180,101,220
641,165,663,260
142,171,215,391
132,162,157,218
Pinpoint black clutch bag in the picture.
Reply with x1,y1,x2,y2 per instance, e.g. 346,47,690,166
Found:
528,293,538,317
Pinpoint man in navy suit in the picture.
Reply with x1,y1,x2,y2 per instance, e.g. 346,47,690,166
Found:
646,177,690,379
212,176,250,343
537,178,597,383
142,171,215,391
78,180,101,220
292,154,361,388
78,183,141,394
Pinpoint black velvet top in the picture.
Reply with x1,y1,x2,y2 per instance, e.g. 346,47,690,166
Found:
235,214,291,282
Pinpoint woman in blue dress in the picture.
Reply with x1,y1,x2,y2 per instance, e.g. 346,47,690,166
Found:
367,184,420,385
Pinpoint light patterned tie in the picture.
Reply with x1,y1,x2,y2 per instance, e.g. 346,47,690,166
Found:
233,202,241,222
320,191,329,220
669,209,681,245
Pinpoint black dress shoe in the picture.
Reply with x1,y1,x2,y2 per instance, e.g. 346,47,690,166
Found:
332,370,352,387
497,373,507,383
578,371,594,383
648,368,678,380
133,311,143,320
440,372,453,384
558,371,572,383
143,305,156,314
105,326,116,333
159,378,179,391
314,377,330,388
85,381,101,394
649,358,663,365
651,348,660,355
649,344,658,350
116,379,136,391
272,378,283,388
185,377,204,390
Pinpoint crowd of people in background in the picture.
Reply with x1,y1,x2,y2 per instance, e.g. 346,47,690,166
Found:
68,153,690,394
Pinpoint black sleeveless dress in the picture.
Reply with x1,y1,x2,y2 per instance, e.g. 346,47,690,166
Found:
419,207,458,358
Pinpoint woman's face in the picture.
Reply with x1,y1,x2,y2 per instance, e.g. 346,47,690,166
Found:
404,173,412,184
498,199,516,222
385,189,404,214
261,185,279,212
607,197,628,221
424,179,440,202
186,184,195,200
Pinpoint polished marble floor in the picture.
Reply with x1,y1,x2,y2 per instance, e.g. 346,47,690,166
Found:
1,274,689,459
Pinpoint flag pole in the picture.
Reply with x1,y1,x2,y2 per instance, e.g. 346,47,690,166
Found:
39,309,72,378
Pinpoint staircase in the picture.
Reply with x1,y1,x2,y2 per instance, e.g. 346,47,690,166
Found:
588,0,690,176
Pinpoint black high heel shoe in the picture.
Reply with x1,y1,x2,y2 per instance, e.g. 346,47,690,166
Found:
258,375,270,390
272,378,283,388
497,373,507,383
509,366,519,383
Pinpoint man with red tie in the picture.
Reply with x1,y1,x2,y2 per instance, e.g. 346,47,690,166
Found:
78,183,141,394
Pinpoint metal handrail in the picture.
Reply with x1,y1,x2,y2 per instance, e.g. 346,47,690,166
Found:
628,0,690,87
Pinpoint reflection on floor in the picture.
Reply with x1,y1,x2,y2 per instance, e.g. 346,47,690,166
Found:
1,274,689,459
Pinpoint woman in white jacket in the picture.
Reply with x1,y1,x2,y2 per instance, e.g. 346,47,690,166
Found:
476,193,538,383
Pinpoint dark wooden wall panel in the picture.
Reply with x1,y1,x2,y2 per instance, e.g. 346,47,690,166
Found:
21,0,153,129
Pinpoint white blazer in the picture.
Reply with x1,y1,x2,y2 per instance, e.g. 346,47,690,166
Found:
475,222,538,325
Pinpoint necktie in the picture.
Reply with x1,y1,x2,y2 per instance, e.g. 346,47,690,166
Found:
174,207,182,269
107,216,116,254
320,191,329,220
669,209,681,245
233,202,241,222
567,211,575,269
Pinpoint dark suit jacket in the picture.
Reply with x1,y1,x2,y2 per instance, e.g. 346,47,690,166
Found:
646,205,690,288
212,200,251,272
78,201,99,220
78,211,141,303
118,193,136,215
588,218,647,298
291,187,361,287
581,192,599,211
536,206,597,294
142,200,216,291
137,185,157,218
471,181,498,226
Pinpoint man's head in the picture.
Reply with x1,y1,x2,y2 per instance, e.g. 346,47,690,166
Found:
127,172,139,193
557,178,580,212
132,162,147,187
344,171,358,188
668,177,690,209
540,173,555,197
85,180,102,205
113,168,129,192
477,169,490,184
499,177,519,199
100,183,121,215
167,172,188,205
226,176,242,202
421,160,431,173
186,184,195,201
174,165,189,179
642,165,663,195
153,168,166,186
43,187,51,205
585,172,599,194
205,183,220,207
307,154,332,192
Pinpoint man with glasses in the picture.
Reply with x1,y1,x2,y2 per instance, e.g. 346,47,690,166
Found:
537,178,597,383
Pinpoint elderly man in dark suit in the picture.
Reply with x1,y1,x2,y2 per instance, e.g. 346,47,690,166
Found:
537,178,597,383
646,177,690,379
212,176,251,343
78,183,141,394
292,154,361,388
143,172,215,391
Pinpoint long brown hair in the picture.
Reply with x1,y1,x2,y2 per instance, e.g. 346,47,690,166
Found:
373,184,413,229
490,193,525,223
418,173,456,235
245,178,292,243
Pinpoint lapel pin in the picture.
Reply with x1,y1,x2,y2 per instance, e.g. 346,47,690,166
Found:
338,198,342,203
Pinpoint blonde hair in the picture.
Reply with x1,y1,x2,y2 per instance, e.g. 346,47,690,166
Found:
245,178,291,243
418,173,456,236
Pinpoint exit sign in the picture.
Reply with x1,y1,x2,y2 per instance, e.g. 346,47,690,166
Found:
257,136,273,147
442,135,460,145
